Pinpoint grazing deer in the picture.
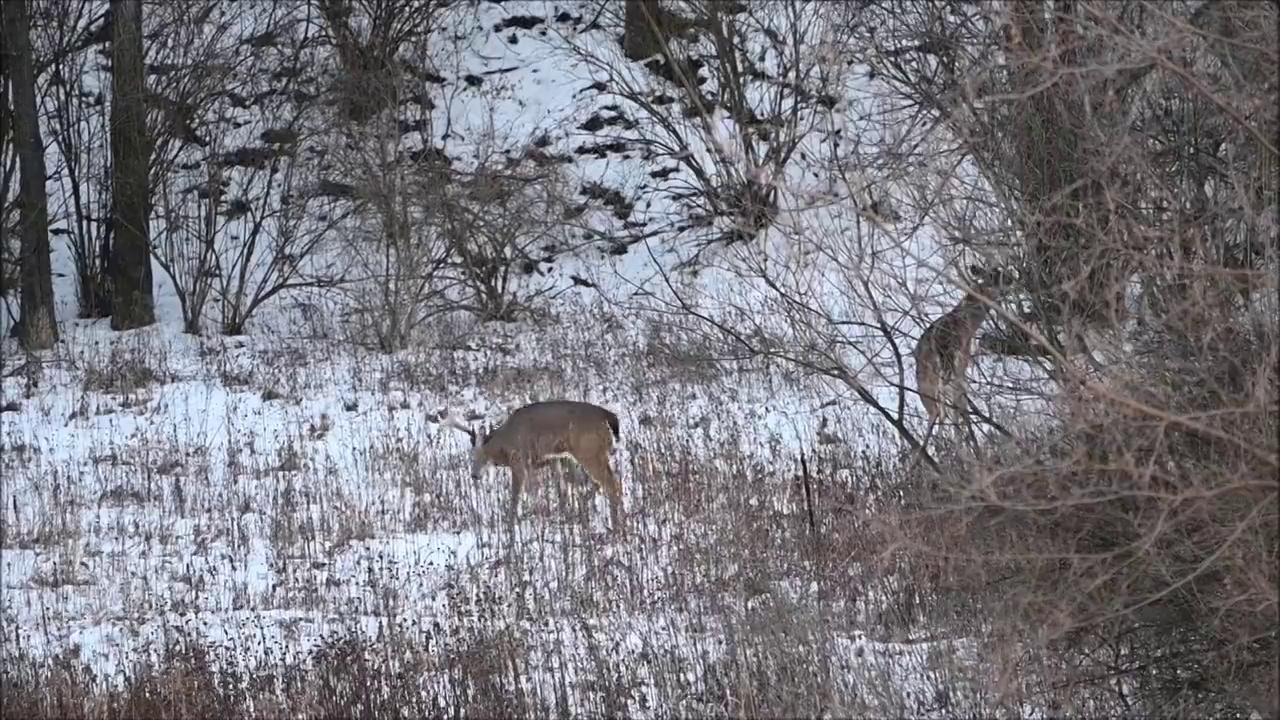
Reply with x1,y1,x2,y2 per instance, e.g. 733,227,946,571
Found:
435,400,625,533
913,264,1015,451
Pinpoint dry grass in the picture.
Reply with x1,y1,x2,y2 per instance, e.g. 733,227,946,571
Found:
4,286,1272,718
0,303,991,719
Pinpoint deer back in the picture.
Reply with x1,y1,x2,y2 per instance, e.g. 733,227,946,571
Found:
483,400,620,466
916,298,993,377
916,267,1014,376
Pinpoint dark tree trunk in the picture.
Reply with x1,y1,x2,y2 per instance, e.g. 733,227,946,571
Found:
2,0,59,350
109,0,155,330
0,27,10,302
96,223,113,311
623,0,664,62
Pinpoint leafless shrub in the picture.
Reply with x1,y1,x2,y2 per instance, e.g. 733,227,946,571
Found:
36,0,113,318
873,316,1277,713
141,1,250,190
330,115,459,352
332,105,578,348
145,1,346,335
439,143,578,322
316,0,446,126
558,0,856,256
298,0,468,351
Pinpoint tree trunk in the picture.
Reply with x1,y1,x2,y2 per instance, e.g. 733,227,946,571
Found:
2,0,59,350
623,0,664,62
1004,0,1127,339
0,23,11,303
109,0,156,330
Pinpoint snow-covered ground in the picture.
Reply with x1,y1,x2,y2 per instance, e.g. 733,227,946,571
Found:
0,1,1040,715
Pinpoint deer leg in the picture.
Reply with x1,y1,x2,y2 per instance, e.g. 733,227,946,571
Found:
938,378,957,421
910,371,944,470
916,364,943,429
917,413,940,453
914,382,960,458
906,414,940,476
530,457,571,499
607,462,625,531
949,379,983,456
507,463,528,531
581,454,625,533
922,376,962,444
912,367,944,469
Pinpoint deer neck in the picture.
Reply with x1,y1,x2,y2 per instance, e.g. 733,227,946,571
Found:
954,291,996,330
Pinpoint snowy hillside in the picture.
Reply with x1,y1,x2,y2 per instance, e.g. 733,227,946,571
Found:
11,0,1266,717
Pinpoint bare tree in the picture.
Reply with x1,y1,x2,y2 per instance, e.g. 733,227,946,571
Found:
333,118,457,352
39,0,114,319
2,0,58,349
312,0,582,346
145,0,346,335
0,12,17,304
558,0,852,258
439,149,576,322
842,2,1279,714
36,0,237,324
108,0,154,330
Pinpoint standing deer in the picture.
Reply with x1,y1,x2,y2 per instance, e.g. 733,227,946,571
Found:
913,264,1015,451
435,400,625,533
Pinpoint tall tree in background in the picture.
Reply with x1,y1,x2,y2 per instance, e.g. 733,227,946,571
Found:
109,0,155,330
2,0,59,350
0,14,12,303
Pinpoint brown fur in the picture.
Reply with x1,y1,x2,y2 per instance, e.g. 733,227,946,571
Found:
441,400,625,533
914,267,1013,426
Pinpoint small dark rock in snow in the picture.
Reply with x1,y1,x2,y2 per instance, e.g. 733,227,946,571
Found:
259,127,300,145
494,15,545,31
